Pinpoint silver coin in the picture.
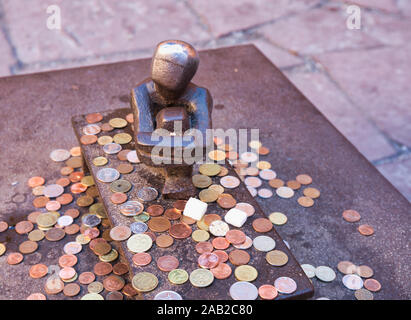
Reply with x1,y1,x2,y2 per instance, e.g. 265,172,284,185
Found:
137,187,158,202
276,186,295,199
50,149,71,162
57,215,73,227
96,168,120,183
301,264,316,278
274,277,297,294
257,188,273,199
82,214,101,228
229,281,258,300
130,222,148,234
220,176,240,189
315,266,336,282
83,124,101,135
259,169,276,180
154,290,183,300
43,184,64,198
103,143,122,155
253,236,276,252
127,150,140,163
342,274,363,290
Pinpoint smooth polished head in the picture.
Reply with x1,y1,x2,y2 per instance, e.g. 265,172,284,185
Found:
151,40,199,95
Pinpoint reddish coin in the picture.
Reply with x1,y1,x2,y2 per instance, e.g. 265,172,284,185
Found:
157,255,179,272
27,293,46,300
217,194,237,209
7,252,23,265
19,240,38,254
70,183,87,194
29,264,49,279
229,249,250,266
212,237,230,250
225,230,246,245
113,263,129,276
65,208,80,219
0,221,8,232
269,178,284,189
63,283,81,297
146,204,164,217
164,208,181,220
213,250,229,263
59,267,76,280
33,196,49,208
80,134,98,145
103,275,125,292
198,252,219,269
211,263,232,279
86,113,103,123
15,221,34,235
195,241,214,254
169,223,192,239
364,279,381,292
59,254,78,267
79,272,95,285
69,171,84,183
155,234,174,248
56,193,73,205
132,252,152,266
252,218,273,233
358,224,374,236
343,210,361,222
111,192,128,204
94,262,113,276
203,214,222,226
46,200,61,211
28,176,45,188
296,174,312,185
258,284,278,300
173,200,187,211
56,177,71,187
64,224,80,235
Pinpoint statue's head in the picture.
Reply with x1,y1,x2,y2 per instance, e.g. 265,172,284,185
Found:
151,40,199,94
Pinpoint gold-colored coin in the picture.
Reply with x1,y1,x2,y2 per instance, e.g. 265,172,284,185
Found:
0,243,6,256
192,174,212,188
208,150,226,161
199,163,222,176
36,213,57,228
196,219,209,231
132,272,158,292
192,229,210,242
89,202,107,218
109,118,128,128
168,269,189,285
266,250,289,266
88,281,104,293
49,211,61,219
249,140,262,149
234,265,258,282
76,234,91,245
93,156,108,166
268,212,288,225
189,269,214,287
32,186,45,196
256,161,271,170
28,229,45,242
298,196,314,208
76,195,94,207
99,249,118,262
81,293,104,300
127,234,152,253
62,273,78,283
208,184,224,195
303,187,321,199
113,133,132,144
81,176,95,187
199,189,219,203
97,136,113,146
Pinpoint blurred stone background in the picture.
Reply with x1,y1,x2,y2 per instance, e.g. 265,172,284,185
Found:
0,0,410,201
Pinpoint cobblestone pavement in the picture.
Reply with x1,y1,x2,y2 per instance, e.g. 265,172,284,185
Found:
0,0,410,201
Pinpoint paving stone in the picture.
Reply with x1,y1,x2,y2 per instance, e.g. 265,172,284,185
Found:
332,0,399,13
260,5,380,56
397,0,411,16
316,45,411,147
251,39,302,68
0,30,14,77
284,70,395,161
2,0,210,66
188,0,321,37
377,156,411,201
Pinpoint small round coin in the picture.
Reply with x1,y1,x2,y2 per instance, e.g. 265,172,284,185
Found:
189,269,214,288
168,269,189,285
229,281,258,300
132,272,158,292
234,265,258,282
266,250,288,266
315,266,336,282
274,277,297,294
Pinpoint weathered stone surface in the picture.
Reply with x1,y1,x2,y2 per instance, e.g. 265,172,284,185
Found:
0,30,14,77
252,39,302,68
397,0,411,16
284,70,395,161
316,45,411,147
332,0,399,12
377,156,411,201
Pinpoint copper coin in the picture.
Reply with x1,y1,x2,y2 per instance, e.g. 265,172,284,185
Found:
235,203,255,217
27,212,42,224
45,277,64,295
195,241,214,254
287,180,301,190
94,262,113,276
7,252,23,265
212,237,230,250
148,217,171,233
296,174,312,185
169,223,192,239
66,156,82,168
56,177,71,187
356,265,374,278
364,279,381,292
211,263,232,279
79,272,95,285
269,178,284,188
103,275,125,291
70,183,87,194
144,231,157,242
89,238,107,251
257,146,270,155
60,166,74,176
116,163,134,174
69,171,84,183
77,195,94,207
203,214,222,226
80,134,98,145
132,252,152,266
59,254,78,268
27,293,46,300
147,204,164,217
122,283,139,297
59,267,76,280
64,224,79,235
29,264,48,279
19,240,38,254
113,262,129,276
358,224,374,236
229,249,250,266
225,230,246,245
70,146,81,157
63,283,81,297
0,221,8,232
157,255,179,272
198,252,219,269
164,208,181,220
180,215,197,225
110,225,131,241
86,113,103,123
15,220,34,235
298,196,314,208
65,208,80,219
303,187,320,199
213,250,229,263
156,234,174,248
110,192,128,204
245,167,259,176
107,291,123,300
94,242,112,256
252,218,273,233
343,209,361,222
84,227,100,239
33,196,49,208
173,200,187,211
101,122,114,132
117,149,131,161
46,200,61,211
56,193,73,205
28,176,45,188
217,193,237,209
337,261,357,275
258,284,278,300
45,228,66,241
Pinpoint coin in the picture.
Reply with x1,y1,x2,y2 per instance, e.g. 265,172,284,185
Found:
189,269,214,287
268,212,287,225
269,178,284,189
225,230,246,245
211,237,229,250
45,277,64,295
50,149,71,162
110,192,127,204
315,266,336,282
230,281,258,300
110,179,132,193
32,185,45,196
199,163,222,176
7,252,23,265
116,163,134,174
113,133,132,144
253,236,276,252
259,169,276,180
298,196,314,207
127,234,152,253
232,236,252,250
106,291,123,300
28,229,45,242
209,220,229,237
58,254,77,268
29,264,48,279
103,275,125,292
28,176,45,188
198,252,219,269
276,186,294,198
169,223,192,239
208,150,226,161
97,135,113,146
59,267,76,280
156,234,174,248
342,209,361,222
81,293,104,300
229,250,250,266
258,284,278,300
166,268,188,285
88,281,104,293
86,113,103,123
244,176,262,188
364,279,381,292
93,156,108,167
286,180,301,190
358,224,374,236
132,252,152,266
199,189,219,203
355,288,374,300
164,208,181,220
43,184,64,198
96,168,120,183
266,250,288,266
15,220,34,235
60,166,74,176
19,240,38,254
137,187,158,202
93,262,112,276
252,218,272,233
80,134,98,145
64,242,82,255
234,265,258,281
83,123,101,135
82,214,101,228
240,152,258,163
217,193,236,209
27,293,46,300
220,176,240,189
101,122,114,132
258,188,273,199
303,187,320,199
63,283,81,297
132,272,158,292
66,156,82,168
103,142,122,155
192,174,212,188
109,225,131,241
301,264,316,278
274,277,297,294
342,274,364,290
146,204,164,217
148,217,171,232
210,263,232,280
45,228,65,241
337,261,357,275
356,265,374,278
194,241,213,254
36,213,58,229
109,117,128,128
157,255,179,272
56,193,73,205
296,174,312,185
79,272,95,285
218,167,229,176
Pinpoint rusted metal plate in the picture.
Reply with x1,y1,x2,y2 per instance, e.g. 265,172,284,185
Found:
0,45,409,300
72,108,314,300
